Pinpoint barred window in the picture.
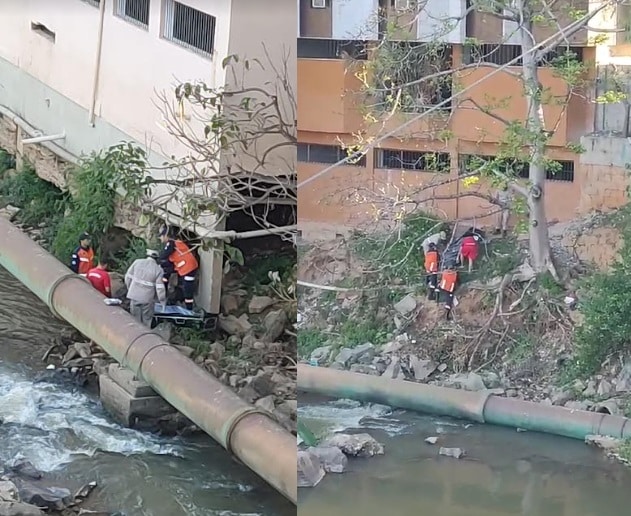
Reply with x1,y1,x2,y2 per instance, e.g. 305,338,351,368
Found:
163,0,216,57
114,0,150,29
375,149,451,172
298,144,366,166
459,154,574,182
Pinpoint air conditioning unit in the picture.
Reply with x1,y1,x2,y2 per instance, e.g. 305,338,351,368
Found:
311,0,326,8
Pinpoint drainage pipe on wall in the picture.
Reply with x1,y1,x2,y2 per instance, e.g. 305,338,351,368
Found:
88,0,106,126
0,217,297,504
298,365,631,441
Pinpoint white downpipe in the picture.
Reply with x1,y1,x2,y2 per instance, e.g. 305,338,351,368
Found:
22,132,66,145
89,0,107,126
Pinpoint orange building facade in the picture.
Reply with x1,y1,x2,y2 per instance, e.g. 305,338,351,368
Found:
297,0,609,234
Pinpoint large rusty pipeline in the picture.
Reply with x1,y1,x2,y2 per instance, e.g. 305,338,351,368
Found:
298,365,631,441
0,218,297,504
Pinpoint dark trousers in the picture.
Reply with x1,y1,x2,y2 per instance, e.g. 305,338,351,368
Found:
180,269,197,310
440,289,455,319
426,273,438,300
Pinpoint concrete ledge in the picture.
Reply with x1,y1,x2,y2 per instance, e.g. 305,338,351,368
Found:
108,363,156,398
99,374,176,428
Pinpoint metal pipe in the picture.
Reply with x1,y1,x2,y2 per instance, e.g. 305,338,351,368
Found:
89,0,106,126
22,132,66,145
298,365,631,441
0,105,79,165
0,218,297,504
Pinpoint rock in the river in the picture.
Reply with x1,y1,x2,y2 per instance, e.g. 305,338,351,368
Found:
439,447,465,459
445,373,486,392
297,451,326,488
585,434,622,451
0,501,45,516
7,461,42,480
308,446,348,473
17,484,72,511
0,481,18,502
324,433,384,457
425,436,439,445
248,296,276,314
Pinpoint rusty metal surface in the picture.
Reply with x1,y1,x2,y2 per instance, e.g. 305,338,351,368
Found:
298,365,491,423
0,217,297,504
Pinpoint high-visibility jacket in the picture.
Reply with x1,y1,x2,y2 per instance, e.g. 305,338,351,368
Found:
440,270,458,293
424,250,439,273
168,240,198,277
71,246,95,276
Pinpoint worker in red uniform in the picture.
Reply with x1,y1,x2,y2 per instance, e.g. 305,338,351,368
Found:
424,242,440,301
87,257,112,297
70,232,95,277
439,267,458,320
158,227,199,310
458,228,481,273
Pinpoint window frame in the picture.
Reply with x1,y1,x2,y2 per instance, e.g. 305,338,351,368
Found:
162,0,217,58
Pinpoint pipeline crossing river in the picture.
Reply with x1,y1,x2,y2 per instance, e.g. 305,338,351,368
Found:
0,265,294,516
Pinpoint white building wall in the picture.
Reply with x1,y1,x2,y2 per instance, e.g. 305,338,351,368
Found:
417,0,466,44
331,0,378,40
0,0,232,160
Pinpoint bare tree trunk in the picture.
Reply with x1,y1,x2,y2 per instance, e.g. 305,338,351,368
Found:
517,3,557,278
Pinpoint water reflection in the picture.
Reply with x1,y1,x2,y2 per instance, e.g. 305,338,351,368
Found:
299,399,631,516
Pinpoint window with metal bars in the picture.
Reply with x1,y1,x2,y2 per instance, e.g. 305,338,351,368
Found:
375,149,451,172
297,39,368,59
163,0,216,57
297,143,366,166
114,0,150,28
81,0,100,7
462,44,584,66
459,154,575,182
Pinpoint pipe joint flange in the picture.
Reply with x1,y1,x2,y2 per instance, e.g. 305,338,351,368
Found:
47,273,90,319
220,407,271,455
121,331,165,375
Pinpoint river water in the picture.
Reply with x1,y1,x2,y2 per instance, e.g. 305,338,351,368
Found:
0,266,294,516
298,396,631,516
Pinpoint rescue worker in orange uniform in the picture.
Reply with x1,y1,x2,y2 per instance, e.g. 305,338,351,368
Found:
70,232,95,277
424,242,440,301
158,227,199,310
439,267,458,320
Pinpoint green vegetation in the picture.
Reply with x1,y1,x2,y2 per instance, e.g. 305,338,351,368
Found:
0,144,151,272
563,207,631,379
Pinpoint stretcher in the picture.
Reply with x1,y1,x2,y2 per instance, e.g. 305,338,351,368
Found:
153,303,217,331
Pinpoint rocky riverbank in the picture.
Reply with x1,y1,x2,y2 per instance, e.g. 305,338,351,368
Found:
0,460,107,516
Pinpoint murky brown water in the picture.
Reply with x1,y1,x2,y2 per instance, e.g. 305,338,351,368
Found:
298,397,631,516
0,266,294,516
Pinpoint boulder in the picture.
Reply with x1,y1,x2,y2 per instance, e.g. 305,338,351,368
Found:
7,461,42,481
409,357,437,381
17,484,72,511
309,346,331,365
0,481,18,502
254,395,276,413
308,446,348,473
218,314,252,336
0,502,45,516
585,434,622,451
248,296,276,314
297,451,326,488
324,433,384,457
394,295,417,315
445,372,486,392
382,356,404,380
262,310,288,342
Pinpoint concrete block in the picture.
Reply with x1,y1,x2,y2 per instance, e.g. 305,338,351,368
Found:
108,363,156,398
99,374,175,428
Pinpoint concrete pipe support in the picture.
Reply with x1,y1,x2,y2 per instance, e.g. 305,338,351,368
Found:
298,365,631,441
0,218,297,503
